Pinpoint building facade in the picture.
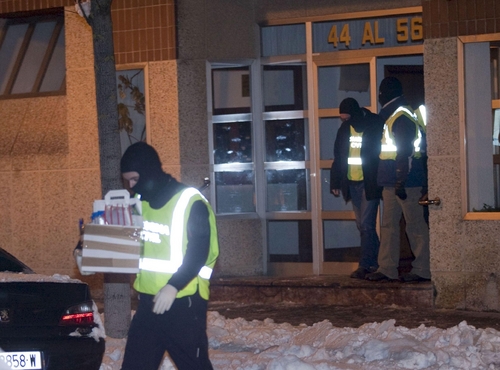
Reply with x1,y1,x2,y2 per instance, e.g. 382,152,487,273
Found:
0,0,499,311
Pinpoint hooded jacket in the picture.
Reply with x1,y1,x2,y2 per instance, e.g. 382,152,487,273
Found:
330,108,384,202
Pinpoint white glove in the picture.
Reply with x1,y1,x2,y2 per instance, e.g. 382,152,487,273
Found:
153,284,178,314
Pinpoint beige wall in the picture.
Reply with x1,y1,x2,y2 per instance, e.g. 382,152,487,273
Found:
0,0,262,292
4,0,499,311
0,8,182,294
425,38,500,311
0,9,101,287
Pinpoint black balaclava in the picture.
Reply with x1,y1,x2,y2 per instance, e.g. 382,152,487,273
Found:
378,76,403,106
339,97,367,132
120,142,172,205
339,98,362,120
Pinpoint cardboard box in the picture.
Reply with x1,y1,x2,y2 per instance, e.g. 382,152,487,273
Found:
82,224,142,274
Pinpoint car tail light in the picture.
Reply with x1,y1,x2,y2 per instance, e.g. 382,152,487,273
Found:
59,301,95,326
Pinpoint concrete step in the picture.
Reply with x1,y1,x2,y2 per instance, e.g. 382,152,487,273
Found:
210,275,434,308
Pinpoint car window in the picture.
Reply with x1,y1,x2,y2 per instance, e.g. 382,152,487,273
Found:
0,248,34,273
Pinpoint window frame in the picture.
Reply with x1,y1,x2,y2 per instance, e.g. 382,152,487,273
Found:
115,63,150,154
458,34,500,220
0,11,65,99
207,60,260,218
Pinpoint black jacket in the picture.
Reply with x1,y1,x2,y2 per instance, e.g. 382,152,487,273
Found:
330,108,384,202
377,96,427,189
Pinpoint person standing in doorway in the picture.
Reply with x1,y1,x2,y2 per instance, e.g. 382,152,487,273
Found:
330,98,384,279
120,142,219,370
365,77,430,283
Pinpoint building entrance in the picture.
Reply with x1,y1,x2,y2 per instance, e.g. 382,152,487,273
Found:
208,8,425,277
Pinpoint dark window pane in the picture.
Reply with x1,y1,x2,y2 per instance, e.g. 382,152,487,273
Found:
323,220,360,262
318,64,371,109
12,21,55,94
321,169,352,211
215,171,255,213
319,117,341,160
266,169,308,211
265,119,305,162
213,121,252,164
268,220,312,262
0,23,28,94
263,65,307,111
212,67,251,115
40,28,65,92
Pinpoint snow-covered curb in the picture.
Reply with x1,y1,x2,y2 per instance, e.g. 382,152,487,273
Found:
100,311,500,370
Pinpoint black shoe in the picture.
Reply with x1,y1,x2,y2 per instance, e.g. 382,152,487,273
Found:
400,273,431,282
350,268,369,279
365,271,395,282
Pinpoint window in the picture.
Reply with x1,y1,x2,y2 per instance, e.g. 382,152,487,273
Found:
0,11,65,98
461,40,500,214
116,68,147,154
212,68,251,115
263,65,306,111
210,65,255,214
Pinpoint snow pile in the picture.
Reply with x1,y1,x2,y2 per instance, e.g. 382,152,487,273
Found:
99,311,500,370
0,272,82,283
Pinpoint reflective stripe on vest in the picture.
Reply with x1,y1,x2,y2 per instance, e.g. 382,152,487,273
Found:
347,126,363,181
139,188,213,279
380,106,420,160
413,105,427,157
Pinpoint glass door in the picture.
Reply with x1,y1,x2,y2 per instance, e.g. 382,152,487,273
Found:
313,56,378,275
262,62,313,276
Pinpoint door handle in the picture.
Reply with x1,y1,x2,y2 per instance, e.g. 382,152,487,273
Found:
198,177,210,191
418,197,441,206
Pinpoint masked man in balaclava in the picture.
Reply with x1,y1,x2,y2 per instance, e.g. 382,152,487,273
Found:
120,141,219,370
365,77,430,283
330,98,384,279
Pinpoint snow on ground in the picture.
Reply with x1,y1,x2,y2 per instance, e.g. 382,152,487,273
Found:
2,272,499,369
99,311,500,370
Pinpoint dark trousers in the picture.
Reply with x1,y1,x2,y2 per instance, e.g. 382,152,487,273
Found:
121,292,213,370
350,181,380,270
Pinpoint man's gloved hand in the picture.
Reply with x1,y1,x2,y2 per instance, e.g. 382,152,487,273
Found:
152,284,178,314
395,181,407,200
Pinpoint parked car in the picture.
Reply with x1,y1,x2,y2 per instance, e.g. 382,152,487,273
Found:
0,247,105,370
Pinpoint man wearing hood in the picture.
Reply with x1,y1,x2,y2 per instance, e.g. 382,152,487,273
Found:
330,98,384,279
120,142,219,370
365,76,430,283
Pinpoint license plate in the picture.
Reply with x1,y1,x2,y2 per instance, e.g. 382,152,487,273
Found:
0,352,42,369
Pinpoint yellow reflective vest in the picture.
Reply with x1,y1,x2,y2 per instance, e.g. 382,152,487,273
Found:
134,187,219,300
380,105,426,160
347,126,363,181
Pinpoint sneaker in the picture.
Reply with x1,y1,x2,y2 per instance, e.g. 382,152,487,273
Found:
400,273,431,282
365,271,397,282
350,268,369,279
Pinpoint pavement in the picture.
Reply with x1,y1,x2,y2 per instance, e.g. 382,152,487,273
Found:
207,274,500,331
207,301,500,330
